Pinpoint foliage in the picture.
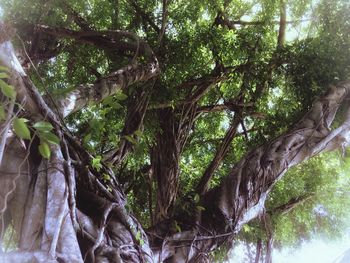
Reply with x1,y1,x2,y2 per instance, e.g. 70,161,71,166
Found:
1,0,350,261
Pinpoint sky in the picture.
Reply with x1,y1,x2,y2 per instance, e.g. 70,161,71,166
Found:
274,234,350,263
228,232,350,263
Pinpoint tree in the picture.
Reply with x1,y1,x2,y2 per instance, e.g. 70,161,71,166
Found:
0,0,350,262
230,153,350,262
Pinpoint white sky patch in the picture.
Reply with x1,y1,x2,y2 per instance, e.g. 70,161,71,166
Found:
241,3,263,22
273,233,350,263
227,232,350,263
284,12,314,42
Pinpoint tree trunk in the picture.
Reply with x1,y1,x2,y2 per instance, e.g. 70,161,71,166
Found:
255,239,262,263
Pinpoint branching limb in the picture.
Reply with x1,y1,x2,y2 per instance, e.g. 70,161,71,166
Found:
196,114,241,196
214,11,309,30
270,194,313,215
55,59,159,118
277,0,287,48
158,0,169,47
105,82,154,165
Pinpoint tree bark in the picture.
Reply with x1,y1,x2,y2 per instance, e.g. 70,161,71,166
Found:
255,239,262,263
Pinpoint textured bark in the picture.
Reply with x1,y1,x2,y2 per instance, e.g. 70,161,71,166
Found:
0,32,156,262
105,86,152,166
277,0,287,48
54,60,159,118
151,104,197,222
164,82,350,261
254,239,262,263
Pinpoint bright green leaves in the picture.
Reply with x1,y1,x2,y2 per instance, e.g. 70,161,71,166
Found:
12,117,57,158
33,121,60,159
0,66,10,72
123,134,138,145
38,130,60,145
102,90,128,110
33,121,54,132
135,231,145,246
134,129,143,138
123,129,143,145
13,118,31,140
115,91,128,101
0,81,16,100
92,156,103,171
102,173,111,181
0,72,9,79
0,68,16,100
38,141,51,159
12,118,60,159
0,105,6,121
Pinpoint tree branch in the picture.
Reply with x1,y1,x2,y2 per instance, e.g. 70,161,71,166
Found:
55,58,159,118
215,11,309,30
270,194,313,215
196,114,242,196
277,0,287,48
34,24,153,57
196,81,350,256
129,0,160,34
158,0,168,47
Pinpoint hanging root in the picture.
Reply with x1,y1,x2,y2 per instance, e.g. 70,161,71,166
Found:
88,203,115,262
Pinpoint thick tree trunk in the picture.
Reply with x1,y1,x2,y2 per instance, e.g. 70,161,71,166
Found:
151,104,197,223
162,82,350,261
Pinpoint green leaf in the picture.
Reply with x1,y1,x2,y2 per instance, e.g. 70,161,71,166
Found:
112,102,123,109
124,135,137,145
135,231,143,244
39,132,60,145
115,91,128,101
196,205,205,212
13,118,31,140
83,133,92,144
52,86,76,96
174,221,182,233
0,66,10,72
243,225,251,233
194,194,200,203
0,104,6,121
33,121,54,132
103,173,111,181
92,156,102,171
102,96,114,105
0,72,9,79
0,80,16,99
134,129,143,137
38,141,51,159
